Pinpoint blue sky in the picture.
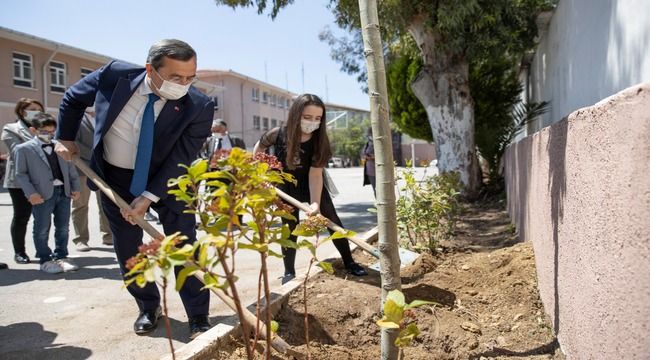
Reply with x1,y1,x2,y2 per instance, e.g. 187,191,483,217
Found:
1,0,369,110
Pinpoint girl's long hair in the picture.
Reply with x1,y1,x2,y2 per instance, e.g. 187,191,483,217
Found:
285,94,331,170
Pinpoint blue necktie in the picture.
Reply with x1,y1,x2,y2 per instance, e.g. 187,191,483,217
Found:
130,93,159,196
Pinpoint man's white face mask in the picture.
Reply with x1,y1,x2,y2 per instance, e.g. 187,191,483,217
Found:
150,68,191,100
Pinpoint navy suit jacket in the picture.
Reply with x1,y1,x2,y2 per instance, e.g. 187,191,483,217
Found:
57,60,214,212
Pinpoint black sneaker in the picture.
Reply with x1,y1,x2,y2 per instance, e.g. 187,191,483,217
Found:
345,262,368,276
14,253,30,264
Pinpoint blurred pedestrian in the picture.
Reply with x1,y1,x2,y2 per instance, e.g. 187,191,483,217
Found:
201,119,246,168
362,127,376,197
71,110,112,251
1,98,44,264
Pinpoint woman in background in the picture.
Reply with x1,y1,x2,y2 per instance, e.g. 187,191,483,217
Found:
2,98,44,264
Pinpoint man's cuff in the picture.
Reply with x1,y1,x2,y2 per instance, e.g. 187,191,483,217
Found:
141,191,160,203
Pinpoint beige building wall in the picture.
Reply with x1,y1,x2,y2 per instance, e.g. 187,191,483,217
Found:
1,27,110,153
198,70,293,150
504,83,650,359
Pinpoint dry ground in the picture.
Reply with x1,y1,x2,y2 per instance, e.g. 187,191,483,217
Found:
209,198,565,360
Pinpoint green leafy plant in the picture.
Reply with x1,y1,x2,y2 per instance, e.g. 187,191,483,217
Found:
376,289,437,356
395,170,462,253
126,148,296,359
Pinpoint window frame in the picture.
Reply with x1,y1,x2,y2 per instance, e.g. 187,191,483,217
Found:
49,60,67,93
253,115,261,130
12,52,34,88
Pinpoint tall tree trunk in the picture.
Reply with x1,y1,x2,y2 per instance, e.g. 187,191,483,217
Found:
408,19,481,195
358,1,402,359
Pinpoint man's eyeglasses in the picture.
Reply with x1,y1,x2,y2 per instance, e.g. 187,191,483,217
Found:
153,67,197,85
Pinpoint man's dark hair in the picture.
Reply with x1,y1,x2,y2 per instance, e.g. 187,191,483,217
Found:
30,113,57,129
216,120,227,128
147,39,196,69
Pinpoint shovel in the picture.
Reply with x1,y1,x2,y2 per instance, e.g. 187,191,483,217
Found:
70,157,299,357
274,187,419,270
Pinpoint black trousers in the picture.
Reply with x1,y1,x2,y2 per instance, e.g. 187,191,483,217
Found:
101,163,210,317
281,189,354,274
8,187,32,255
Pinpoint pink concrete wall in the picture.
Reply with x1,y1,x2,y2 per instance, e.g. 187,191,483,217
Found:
504,83,650,359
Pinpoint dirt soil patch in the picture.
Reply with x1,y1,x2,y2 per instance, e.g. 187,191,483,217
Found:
210,198,564,359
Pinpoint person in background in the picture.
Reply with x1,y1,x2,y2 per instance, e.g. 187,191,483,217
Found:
14,113,81,273
254,93,368,282
1,98,44,264
71,110,113,251
54,39,214,339
362,127,376,197
200,119,246,167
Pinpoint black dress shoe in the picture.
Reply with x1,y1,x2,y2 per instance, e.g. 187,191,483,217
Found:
281,272,296,285
134,307,161,335
346,262,368,276
0,262,8,270
188,315,211,339
14,253,30,264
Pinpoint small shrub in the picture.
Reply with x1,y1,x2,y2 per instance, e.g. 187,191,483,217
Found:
396,170,462,253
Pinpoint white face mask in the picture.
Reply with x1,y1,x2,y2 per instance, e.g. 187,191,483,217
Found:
37,133,53,143
301,119,320,134
150,68,191,100
24,110,41,122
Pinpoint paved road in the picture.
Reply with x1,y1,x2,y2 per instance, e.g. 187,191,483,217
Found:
0,167,376,359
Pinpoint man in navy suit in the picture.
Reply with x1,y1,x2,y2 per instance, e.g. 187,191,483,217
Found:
55,39,214,338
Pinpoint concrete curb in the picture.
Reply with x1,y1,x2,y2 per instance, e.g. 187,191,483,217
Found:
161,269,321,360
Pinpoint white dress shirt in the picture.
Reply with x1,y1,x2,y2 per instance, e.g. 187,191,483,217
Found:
103,77,166,201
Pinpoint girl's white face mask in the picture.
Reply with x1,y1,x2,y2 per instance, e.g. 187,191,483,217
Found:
300,119,320,134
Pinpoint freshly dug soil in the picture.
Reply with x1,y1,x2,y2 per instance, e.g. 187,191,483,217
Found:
209,198,564,359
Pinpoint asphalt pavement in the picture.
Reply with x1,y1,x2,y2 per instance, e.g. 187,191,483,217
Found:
0,167,377,360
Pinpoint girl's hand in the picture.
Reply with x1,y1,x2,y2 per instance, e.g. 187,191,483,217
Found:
307,202,320,216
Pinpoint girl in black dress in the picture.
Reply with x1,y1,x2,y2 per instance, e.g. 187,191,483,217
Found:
254,94,367,280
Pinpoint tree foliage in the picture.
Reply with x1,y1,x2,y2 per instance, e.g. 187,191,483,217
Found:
328,123,367,165
386,46,431,142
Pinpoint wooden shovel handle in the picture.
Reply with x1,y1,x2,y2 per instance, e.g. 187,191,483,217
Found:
274,187,379,258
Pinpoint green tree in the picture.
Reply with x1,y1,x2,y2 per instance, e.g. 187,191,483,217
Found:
329,123,366,165
321,0,555,195
386,45,432,142
216,1,554,195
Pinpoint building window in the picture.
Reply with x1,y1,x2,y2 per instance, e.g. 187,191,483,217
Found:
271,118,277,128
49,61,67,93
262,117,269,130
253,115,261,130
270,94,276,107
285,99,290,108
277,97,284,109
262,91,269,104
252,88,259,102
80,67,93,78
211,96,219,111
13,52,33,88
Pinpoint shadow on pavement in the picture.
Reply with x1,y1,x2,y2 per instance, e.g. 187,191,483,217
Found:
0,322,93,360
0,265,122,287
332,202,376,231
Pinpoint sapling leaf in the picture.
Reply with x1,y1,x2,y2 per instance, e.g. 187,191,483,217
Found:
405,299,438,309
317,261,334,274
395,323,420,347
176,266,199,291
